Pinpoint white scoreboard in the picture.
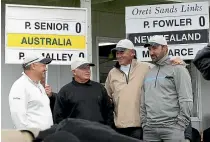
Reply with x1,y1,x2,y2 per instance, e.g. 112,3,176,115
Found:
126,2,209,61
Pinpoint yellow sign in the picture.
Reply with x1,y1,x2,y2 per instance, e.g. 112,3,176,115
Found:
7,33,86,49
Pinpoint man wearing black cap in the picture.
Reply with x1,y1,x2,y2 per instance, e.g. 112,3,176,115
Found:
53,58,114,127
9,52,53,130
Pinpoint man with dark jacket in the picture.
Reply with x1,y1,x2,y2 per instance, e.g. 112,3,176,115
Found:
193,43,210,80
193,44,210,142
53,58,114,127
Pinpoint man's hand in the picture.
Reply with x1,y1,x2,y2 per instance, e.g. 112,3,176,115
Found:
170,56,186,66
45,85,53,97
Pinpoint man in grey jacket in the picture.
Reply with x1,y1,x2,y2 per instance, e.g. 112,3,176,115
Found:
141,35,193,142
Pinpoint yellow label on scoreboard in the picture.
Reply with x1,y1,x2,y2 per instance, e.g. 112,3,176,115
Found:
7,33,86,49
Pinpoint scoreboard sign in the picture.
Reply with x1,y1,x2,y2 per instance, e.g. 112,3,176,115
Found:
5,4,87,65
126,2,209,61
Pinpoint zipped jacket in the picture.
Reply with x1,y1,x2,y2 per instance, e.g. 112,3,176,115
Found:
105,59,150,128
141,55,193,129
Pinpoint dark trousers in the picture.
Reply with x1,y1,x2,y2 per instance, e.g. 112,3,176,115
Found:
115,127,143,140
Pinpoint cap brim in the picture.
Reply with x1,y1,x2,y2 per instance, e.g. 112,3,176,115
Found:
111,47,127,52
77,63,95,69
144,42,161,48
39,58,52,64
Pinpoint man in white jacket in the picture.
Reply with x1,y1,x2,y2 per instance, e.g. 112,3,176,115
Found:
9,52,53,130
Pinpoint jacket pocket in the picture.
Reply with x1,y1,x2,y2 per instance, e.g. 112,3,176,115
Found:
177,115,187,129
164,76,175,87
112,94,119,114
175,122,185,131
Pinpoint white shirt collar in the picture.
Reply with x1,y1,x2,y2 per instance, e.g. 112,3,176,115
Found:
120,64,131,76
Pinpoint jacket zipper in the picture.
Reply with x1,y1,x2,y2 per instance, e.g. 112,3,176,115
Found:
126,66,131,84
118,70,129,84
155,66,160,87
115,60,132,84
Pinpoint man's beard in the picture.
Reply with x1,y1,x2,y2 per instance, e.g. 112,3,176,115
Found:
151,55,158,63
151,52,165,63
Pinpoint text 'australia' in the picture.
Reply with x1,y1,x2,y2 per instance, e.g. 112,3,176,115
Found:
21,37,72,47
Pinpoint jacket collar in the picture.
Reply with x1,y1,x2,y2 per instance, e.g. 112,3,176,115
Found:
114,59,138,69
155,54,170,66
72,77,92,86
22,72,40,86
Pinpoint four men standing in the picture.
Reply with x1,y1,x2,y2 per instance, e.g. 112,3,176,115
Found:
8,36,193,141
